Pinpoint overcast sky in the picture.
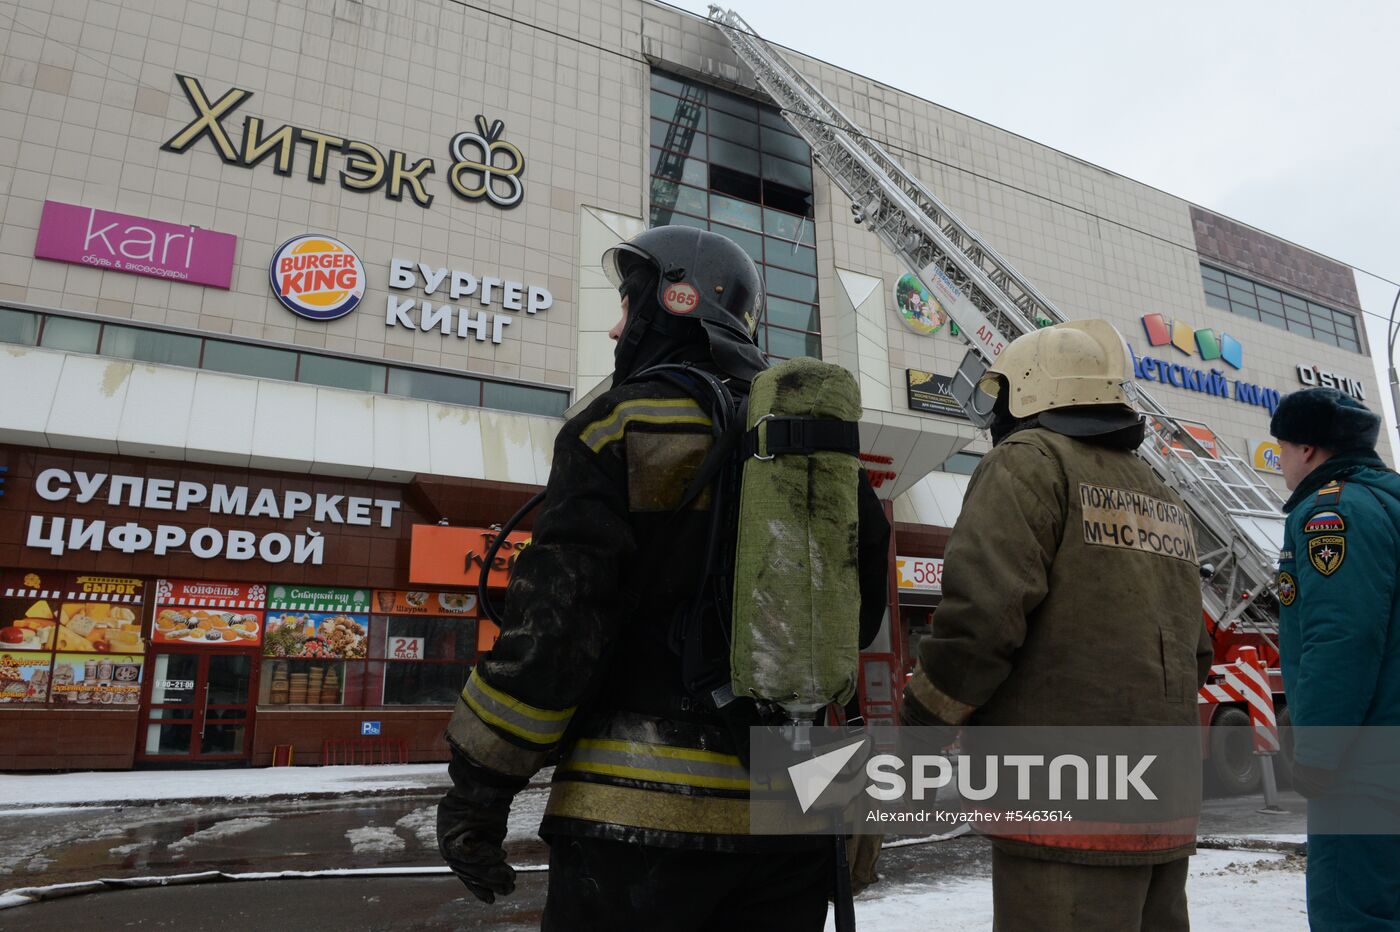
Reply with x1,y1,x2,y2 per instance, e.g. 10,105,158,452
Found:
668,0,1400,450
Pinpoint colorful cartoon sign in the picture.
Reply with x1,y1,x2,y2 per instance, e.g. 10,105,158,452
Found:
894,273,949,336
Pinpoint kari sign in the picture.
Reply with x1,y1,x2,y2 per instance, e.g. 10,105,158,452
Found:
34,200,236,288
408,525,531,589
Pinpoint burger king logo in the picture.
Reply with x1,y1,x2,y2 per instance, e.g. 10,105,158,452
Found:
269,235,365,321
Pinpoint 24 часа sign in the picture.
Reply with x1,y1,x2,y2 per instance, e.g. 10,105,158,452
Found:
160,76,525,210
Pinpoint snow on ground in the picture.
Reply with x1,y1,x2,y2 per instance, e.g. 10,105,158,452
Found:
0,764,452,809
826,848,1308,932
346,826,407,855
395,785,551,850
167,817,275,852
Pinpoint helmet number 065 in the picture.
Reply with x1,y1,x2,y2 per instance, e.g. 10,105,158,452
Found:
662,282,700,315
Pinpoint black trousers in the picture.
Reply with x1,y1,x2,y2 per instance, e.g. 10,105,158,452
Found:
541,836,833,932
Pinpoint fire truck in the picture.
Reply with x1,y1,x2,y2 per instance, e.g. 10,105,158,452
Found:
707,7,1290,794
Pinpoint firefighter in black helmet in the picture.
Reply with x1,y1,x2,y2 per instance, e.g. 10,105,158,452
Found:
436,226,891,928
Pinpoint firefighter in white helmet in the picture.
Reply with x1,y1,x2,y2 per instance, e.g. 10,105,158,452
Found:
902,320,1213,931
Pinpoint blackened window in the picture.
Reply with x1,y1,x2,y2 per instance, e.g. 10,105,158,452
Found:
650,70,821,361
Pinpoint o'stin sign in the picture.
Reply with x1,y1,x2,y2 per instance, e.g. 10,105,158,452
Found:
269,235,365,321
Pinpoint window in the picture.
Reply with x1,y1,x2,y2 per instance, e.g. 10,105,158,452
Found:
0,308,38,345
366,594,479,706
650,70,821,362
388,367,481,407
101,324,202,367
202,340,299,381
296,354,386,392
39,316,100,353
1199,263,1362,352
1,307,572,419
483,381,571,417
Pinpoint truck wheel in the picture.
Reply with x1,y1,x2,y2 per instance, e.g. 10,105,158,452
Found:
1208,706,1260,795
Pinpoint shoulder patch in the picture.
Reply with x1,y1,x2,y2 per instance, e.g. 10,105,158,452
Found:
1315,480,1344,501
1307,536,1346,576
1277,571,1296,606
1303,511,1346,534
578,397,710,454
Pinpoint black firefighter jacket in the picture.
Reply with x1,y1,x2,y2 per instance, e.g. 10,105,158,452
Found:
446,373,892,852
904,427,1212,865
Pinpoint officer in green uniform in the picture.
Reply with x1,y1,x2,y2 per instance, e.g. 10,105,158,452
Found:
1271,386,1400,930
902,320,1213,932
433,226,891,930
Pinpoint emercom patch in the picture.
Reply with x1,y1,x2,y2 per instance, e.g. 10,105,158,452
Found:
1277,571,1297,606
1079,483,1198,564
1308,535,1346,576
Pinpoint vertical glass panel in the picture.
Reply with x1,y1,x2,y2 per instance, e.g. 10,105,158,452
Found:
765,327,821,359
763,208,815,245
0,308,39,345
651,147,707,187
206,654,251,706
708,88,759,120
200,724,246,755
148,654,200,705
387,367,480,407
650,71,691,97
145,723,192,755
650,178,708,218
653,208,708,232
710,195,761,232
763,237,817,274
298,354,386,392
1199,264,1226,282
1260,311,1286,330
759,107,795,132
382,617,477,662
709,223,763,265
765,297,819,331
1226,286,1256,307
761,154,813,191
760,126,811,162
709,138,760,175
708,109,760,147
1204,292,1230,312
100,324,202,367
39,316,100,353
650,119,707,159
381,663,470,705
482,382,570,417
763,267,818,303
649,89,706,130
202,340,299,381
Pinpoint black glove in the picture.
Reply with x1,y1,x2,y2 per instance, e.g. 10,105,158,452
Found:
437,750,527,903
1291,762,1336,800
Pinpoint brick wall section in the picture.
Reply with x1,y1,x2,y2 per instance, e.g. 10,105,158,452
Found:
1190,205,1362,312
0,710,138,769
249,709,451,766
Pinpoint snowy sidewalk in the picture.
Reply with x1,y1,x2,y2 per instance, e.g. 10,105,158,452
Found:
0,764,455,812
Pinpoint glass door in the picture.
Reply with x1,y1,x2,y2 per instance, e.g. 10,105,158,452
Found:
138,649,258,763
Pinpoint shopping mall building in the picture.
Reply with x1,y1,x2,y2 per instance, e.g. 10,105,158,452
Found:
0,0,1385,769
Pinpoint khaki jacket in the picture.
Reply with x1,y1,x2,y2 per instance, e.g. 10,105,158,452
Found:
906,427,1212,865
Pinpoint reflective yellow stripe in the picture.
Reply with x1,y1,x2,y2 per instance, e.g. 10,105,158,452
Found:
557,738,750,791
460,669,574,746
580,398,711,453
545,780,752,836
445,699,549,778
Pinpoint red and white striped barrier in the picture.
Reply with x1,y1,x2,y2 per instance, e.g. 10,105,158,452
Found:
1196,647,1280,754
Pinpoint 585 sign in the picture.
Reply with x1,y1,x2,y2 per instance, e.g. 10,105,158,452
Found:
161,76,525,210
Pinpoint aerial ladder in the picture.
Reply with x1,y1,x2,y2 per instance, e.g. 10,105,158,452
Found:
707,7,1289,791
